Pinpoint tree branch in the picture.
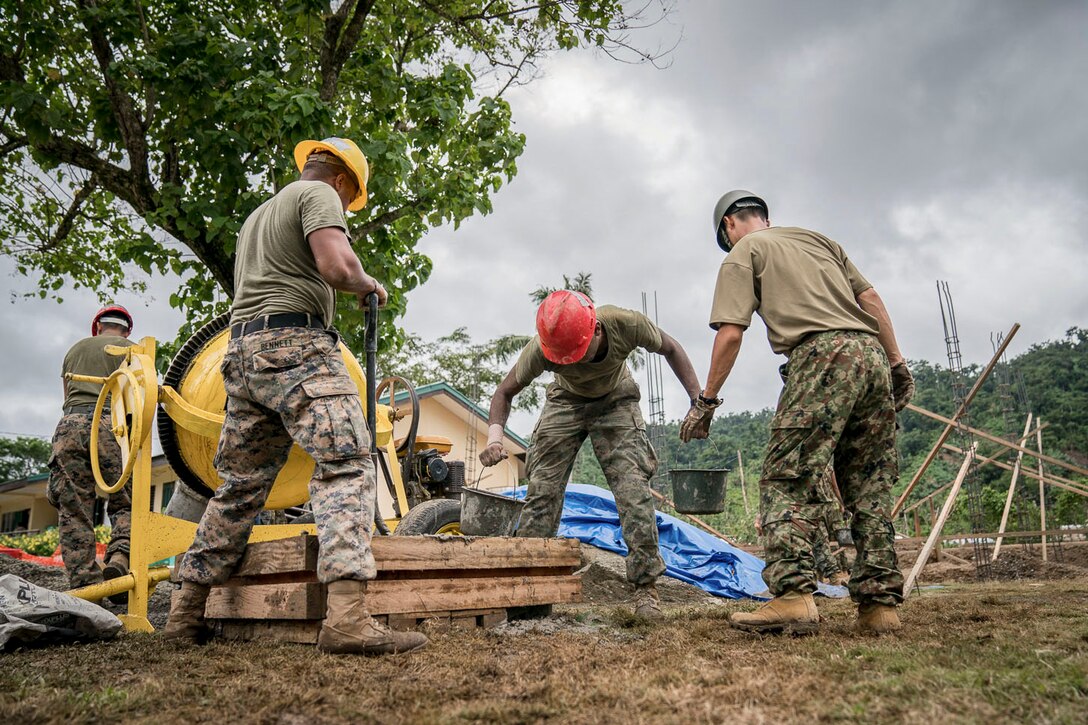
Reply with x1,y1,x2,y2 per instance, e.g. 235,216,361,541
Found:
319,0,377,102
351,201,420,238
42,175,98,253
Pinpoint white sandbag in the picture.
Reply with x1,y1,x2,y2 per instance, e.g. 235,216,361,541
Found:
0,574,122,650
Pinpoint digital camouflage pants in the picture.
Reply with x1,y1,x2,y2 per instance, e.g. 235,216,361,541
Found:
760,331,903,606
520,377,665,586
811,471,850,581
177,326,376,586
47,412,131,589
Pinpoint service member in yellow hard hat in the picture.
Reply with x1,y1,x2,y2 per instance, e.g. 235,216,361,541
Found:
48,306,136,599
165,137,428,655
480,290,704,619
682,190,913,635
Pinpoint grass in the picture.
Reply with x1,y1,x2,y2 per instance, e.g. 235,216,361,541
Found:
2,580,1087,724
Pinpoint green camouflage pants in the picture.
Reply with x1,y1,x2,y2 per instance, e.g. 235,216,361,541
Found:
812,472,849,580
520,377,665,586
759,331,903,606
47,412,131,589
177,326,376,586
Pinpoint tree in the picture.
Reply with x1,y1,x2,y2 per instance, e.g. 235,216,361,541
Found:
0,1,671,349
0,436,51,481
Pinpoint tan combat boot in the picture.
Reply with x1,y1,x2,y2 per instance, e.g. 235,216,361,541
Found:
729,592,819,634
317,580,429,655
632,582,663,620
102,552,130,605
856,603,901,634
162,582,211,643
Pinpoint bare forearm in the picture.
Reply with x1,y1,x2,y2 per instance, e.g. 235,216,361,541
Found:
857,288,904,366
658,332,701,400
704,324,744,397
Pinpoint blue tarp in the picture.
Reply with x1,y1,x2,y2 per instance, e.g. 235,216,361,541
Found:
507,483,847,600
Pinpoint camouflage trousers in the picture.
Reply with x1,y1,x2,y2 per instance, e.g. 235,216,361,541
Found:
47,412,131,589
177,326,376,586
520,378,665,586
811,471,850,580
759,331,903,606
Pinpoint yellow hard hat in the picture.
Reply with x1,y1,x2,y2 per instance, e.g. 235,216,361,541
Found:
293,137,370,211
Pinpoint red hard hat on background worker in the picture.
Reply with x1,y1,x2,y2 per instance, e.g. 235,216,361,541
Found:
91,305,133,337
536,290,596,364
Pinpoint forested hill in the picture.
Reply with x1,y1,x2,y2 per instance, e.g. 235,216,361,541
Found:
573,327,1088,540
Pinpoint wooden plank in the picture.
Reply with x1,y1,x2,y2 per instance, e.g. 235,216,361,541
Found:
993,413,1033,561
216,619,320,644
892,323,1019,516
1037,422,1048,563
206,581,326,620
233,534,318,577
940,445,1088,497
904,445,975,597
366,574,582,615
371,536,581,571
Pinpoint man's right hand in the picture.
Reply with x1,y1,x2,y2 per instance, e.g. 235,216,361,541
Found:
358,281,388,308
479,442,508,467
890,361,915,412
679,397,720,442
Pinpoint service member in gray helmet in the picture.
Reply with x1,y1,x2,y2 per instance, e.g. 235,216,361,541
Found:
681,190,914,635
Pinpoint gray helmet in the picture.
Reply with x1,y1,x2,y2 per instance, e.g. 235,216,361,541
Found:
712,190,768,252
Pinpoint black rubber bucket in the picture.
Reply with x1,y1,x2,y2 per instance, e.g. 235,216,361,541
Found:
670,468,728,514
460,488,525,536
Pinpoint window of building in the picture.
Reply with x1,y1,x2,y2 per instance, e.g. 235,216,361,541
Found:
161,482,175,512
1,509,31,532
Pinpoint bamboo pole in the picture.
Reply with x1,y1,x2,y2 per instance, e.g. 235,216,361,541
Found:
736,449,750,517
906,404,1088,477
903,445,976,597
892,323,1020,516
940,445,1088,497
1037,421,1048,563
992,413,1033,561
648,488,739,546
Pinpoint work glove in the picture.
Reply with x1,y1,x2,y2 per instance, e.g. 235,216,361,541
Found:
890,361,915,412
679,396,721,443
479,442,508,467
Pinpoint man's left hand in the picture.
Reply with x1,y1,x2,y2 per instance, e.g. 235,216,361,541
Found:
890,361,915,412
680,397,720,442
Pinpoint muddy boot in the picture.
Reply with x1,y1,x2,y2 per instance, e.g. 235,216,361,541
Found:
633,582,663,620
729,592,819,635
102,552,130,605
317,580,428,655
162,582,211,644
856,603,901,634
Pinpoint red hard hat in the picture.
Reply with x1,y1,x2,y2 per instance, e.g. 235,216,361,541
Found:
536,290,596,364
92,305,133,337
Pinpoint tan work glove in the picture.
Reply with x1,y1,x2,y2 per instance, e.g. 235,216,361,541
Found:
479,442,508,467
890,361,915,412
679,396,721,443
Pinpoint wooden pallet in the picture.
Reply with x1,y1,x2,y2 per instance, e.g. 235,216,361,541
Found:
202,534,581,642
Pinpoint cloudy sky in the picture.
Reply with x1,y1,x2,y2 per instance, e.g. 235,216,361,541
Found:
2,0,1086,442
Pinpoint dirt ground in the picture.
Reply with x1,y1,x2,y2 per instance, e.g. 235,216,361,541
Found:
2,542,1087,724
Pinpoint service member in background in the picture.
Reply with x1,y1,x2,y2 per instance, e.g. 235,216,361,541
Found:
681,190,915,635
48,306,135,595
480,290,703,618
165,137,427,656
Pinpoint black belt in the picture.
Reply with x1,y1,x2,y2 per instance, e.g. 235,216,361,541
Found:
64,404,106,415
230,313,325,339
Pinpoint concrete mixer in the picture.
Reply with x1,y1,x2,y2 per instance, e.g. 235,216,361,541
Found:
65,298,467,630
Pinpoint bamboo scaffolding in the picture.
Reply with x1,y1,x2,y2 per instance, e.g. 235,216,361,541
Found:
892,323,1020,516
736,449,750,517
993,413,1032,561
1037,421,1048,563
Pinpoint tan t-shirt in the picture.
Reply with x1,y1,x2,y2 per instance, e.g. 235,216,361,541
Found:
61,335,135,410
231,180,349,326
513,305,663,399
708,226,879,355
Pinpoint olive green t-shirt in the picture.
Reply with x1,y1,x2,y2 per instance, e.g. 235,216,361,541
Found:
61,335,135,411
513,305,663,399
231,180,350,326
708,226,879,355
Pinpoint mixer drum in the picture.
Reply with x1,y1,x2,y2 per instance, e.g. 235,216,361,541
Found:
157,313,372,510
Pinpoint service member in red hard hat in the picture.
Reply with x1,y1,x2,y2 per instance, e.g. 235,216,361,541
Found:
682,190,913,635
47,305,135,598
481,290,703,618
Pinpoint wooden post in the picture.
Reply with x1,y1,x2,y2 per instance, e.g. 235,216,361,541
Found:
992,413,1033,561
1037,421,1048,563
903,445,976,596
892,323,1019,516
913,508,921,537
736,449,750,517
